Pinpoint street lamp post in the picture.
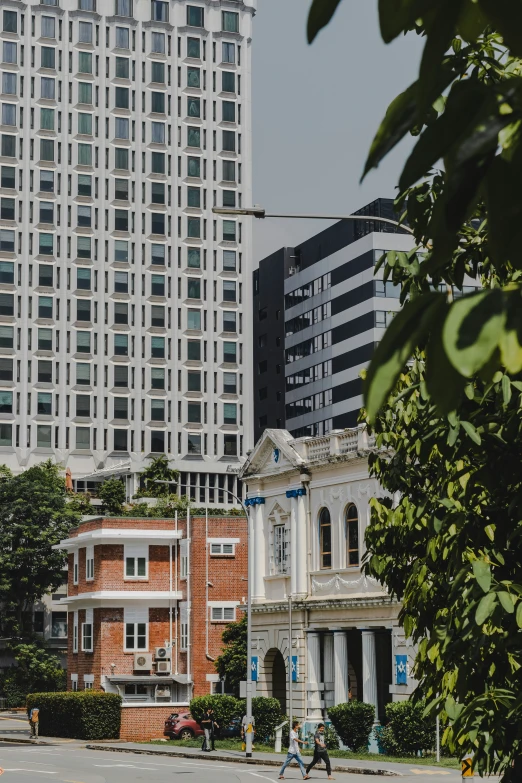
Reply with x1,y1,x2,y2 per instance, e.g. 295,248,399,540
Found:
212,206,414,234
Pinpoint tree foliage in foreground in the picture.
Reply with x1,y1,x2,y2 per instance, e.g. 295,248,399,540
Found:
305,1,522,780
0,461,79,639
308,0,522,421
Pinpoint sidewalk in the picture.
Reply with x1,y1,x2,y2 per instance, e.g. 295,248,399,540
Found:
85,741,460,777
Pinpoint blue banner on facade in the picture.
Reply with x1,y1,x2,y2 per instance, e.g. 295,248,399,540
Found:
289,655,299,682
396,654,407,685
251,656,258,682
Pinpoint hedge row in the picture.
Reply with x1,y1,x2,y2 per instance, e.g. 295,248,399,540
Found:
26,692,121,740
377,700,436,756
328,701,375,751
190,695,283,742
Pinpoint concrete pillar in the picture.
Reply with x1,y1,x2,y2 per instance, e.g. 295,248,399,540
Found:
333,630,349,705
361,630,379,718
323,632,335,709
253,502,266,600
306,630,322,720
290,497,297,596
296,493,308,598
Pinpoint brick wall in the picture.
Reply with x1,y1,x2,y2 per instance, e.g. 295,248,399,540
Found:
120,706,181,742
65,515,247,705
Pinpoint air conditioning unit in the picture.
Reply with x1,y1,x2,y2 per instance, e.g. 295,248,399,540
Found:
155,646,171,660
156,660,170,674
155,685,171,699
134,653,153,671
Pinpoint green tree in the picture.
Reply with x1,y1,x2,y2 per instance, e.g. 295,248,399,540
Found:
305,1,522,780
136,455,179,498
1,643,66,706
98,478,126,515
67,492,94,516
0,461,79,639
215,614,247,697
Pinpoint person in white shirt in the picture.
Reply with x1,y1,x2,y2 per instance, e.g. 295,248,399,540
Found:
279,721,310,780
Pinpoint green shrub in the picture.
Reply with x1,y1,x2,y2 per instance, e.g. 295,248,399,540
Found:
189,695,243,728
250,697,283,742
379,700,435,757
2,681,26,708
328,701,375,751
26,692,121,740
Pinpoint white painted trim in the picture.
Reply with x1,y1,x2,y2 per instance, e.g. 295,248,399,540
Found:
207,537,240,544
83,674,94,683
207,600,240,608
121,702,190,708
206,674,220,682
54,529,183,550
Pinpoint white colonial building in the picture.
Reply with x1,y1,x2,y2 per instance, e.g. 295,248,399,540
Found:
240,427,416,732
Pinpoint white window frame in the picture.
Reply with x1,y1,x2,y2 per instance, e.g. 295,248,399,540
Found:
84,673,94,691
180,539,188,580
124,544,148,580
73,551,79,585
272,524,289,575
71,673,78,691
180,601,188,650
82,608,93,652
85,546,94,581
73,611,78,653
208,538,237,557
210,606,236,622
124,607,148,652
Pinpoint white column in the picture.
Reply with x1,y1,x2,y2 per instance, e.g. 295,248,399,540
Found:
296,493,308,598
290,496,297,596
323,632,335,709
361,630,379,718
333,630,349,705
306,630,322,720
253,502,266,600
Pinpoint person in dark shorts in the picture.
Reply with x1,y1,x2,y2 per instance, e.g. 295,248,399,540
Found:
306,723,334,779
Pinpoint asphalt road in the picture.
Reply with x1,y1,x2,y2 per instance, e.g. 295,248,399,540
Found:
0,741,467,783
0,741,382,783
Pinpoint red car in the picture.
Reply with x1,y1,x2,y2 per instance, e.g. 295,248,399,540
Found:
164,711,204,740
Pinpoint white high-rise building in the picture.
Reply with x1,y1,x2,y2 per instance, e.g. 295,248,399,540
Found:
0,0,256,504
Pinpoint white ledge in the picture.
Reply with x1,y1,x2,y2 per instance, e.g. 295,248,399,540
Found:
53,527,183,549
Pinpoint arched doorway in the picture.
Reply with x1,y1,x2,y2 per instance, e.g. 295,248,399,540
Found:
264,648,287,713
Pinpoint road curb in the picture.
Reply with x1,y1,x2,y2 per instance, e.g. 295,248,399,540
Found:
0,737,56,746
86,744,401,775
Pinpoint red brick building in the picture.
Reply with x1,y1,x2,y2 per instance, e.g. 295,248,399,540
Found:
55,514,247,740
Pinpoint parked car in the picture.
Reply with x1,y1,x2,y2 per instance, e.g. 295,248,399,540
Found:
164,711,204,740
218,716,242,739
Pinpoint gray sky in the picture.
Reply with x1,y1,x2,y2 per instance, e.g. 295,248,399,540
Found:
251,0,423,263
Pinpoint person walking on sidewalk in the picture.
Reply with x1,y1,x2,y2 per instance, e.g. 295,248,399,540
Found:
201,708,219,752
28,706,40,740
279,721,310,780
306,723,334,779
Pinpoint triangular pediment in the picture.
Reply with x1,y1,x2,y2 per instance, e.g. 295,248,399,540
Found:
240,429,305,479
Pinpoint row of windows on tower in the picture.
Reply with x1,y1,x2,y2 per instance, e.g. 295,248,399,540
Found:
0,355,241,390
0,263,239,303
3,20,239,72
15,43,239,78
0,392,242,426
0,336,241,367
0,228,240,277
0,424,241,458
0,78,240,114
0,139,242,189
0,298,241,338
0,327,244,373
2,7,241,39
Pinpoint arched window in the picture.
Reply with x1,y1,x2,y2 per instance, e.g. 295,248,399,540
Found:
346,503,359,566
319,508,332,569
